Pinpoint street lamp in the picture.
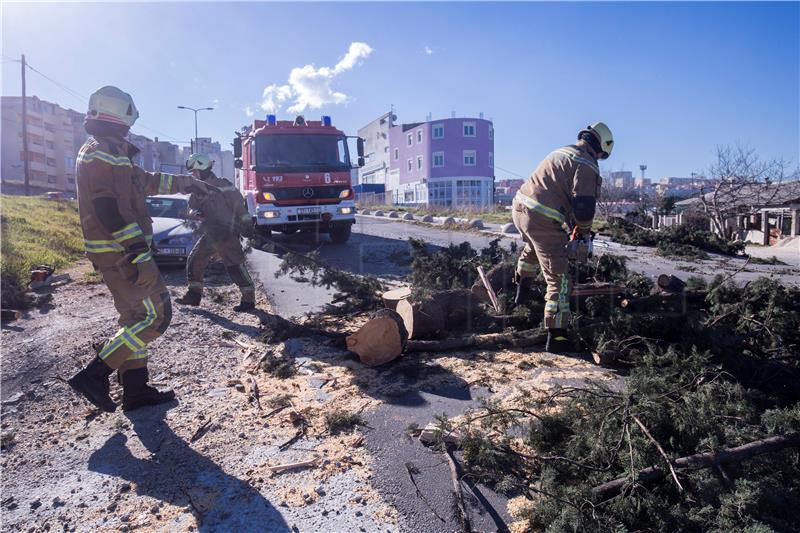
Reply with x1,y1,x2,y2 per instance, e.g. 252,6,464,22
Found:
177,105,214,154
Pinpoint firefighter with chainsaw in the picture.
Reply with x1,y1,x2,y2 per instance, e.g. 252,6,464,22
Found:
68,86,218,413
512,122,613,353
176,153,256,311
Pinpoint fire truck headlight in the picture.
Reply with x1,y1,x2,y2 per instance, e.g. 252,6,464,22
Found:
338,207,353,215
338,188,353,199
262,192,276,201
261,210,280,219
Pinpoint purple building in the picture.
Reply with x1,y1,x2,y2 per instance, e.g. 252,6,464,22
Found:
387,117,494,207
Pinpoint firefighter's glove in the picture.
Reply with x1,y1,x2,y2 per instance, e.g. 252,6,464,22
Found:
134,256,159,289
566,231,594,264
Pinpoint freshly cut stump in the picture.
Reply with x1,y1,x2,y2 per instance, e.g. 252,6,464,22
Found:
381,287,412,311
396,297,446,339
346,308,409,366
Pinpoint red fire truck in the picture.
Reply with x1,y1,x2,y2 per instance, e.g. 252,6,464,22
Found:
233,115,364,245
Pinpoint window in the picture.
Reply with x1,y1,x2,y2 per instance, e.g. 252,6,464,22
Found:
488,152,494,168
64,156,74,169
394,148,399,161
407,134,413,147
67,178,75,185
432,124,444,139
417,155,423,170
489,126,494,140
46,157,57,167
407,159,413,172
463,122,476,137
46,141,55,149
44,123,55,132
47,175,58,184
417,129,423,143
463,150,476,166
433,152,445,168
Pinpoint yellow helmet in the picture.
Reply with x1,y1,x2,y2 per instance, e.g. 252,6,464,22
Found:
86,86,139,127
186,153,213,172
579,122,614,159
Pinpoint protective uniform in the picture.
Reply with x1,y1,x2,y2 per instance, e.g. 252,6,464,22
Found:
178,158,255,311
68,86,213,412
512,139,603,342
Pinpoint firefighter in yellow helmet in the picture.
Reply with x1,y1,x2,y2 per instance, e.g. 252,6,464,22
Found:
175,153,256,311
512,122,613,353
68,86,217,412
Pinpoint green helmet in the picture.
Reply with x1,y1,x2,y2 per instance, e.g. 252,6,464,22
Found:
186,153,213,172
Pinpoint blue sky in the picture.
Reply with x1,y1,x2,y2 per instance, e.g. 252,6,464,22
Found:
2,2,798,180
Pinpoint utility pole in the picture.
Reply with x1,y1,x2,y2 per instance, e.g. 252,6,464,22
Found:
177,105,213,156
21,54,31,196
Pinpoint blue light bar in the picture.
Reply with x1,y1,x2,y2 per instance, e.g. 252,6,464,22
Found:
322,115,332,127
266,114,277,125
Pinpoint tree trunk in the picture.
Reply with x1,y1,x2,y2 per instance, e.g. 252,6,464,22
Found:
381,287,411,311
406,329,549,353
396,289,483,339
620,291,707,313
395,297,446,339
345,308,409,366
593,433,800,502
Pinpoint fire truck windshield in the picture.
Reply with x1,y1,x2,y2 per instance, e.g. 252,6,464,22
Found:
255,134,351,172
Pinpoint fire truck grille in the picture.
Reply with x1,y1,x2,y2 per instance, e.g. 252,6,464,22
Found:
267,186,347,202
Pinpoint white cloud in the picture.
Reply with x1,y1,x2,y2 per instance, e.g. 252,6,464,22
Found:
424,46,433,56
257,42,373,115
244,106,254,117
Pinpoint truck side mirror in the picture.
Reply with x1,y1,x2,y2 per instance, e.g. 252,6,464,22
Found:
358,157,365,168
357,137,365,158
233,137,242,158
234,159,243,169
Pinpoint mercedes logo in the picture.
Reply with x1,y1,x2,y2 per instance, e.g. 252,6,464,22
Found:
302,187,314,199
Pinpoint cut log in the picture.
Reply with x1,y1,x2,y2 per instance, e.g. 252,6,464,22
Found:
572,282,626,297
346,308,409,366
592,350,619,367
621,290,707,313
381,287,411,311
407,329,549,353
1,309,21,322
396,297,445,339
593,433,800,502
657,274,686,294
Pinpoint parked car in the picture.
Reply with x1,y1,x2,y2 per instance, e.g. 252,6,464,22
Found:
146,194,197,264
42,191,72,201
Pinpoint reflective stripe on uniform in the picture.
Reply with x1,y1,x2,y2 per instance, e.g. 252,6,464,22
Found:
84,239,125,253
558,274,569,303
188,281,203,290
158,173,174,195
79,150,132,167
112,222,144,243
131,250,152,264
127,349,148,361
514,191,565,224
553,147,599,174
516,259,537,273
99,297,157,361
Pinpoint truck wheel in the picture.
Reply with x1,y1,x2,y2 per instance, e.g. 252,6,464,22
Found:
329,223,352,244
252,227,273,251
281,228,298,235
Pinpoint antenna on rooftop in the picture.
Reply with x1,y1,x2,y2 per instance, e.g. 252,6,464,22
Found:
639,165,647,181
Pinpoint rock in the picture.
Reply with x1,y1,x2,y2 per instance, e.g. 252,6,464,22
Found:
501,222,519,234
360,209,371,215
119,483,131,493
421,214,434,223
1,431,15,449
234,384,246,393
402,213,414,221
355,510,363,517
388,211,399,218
314,486,325,495
30,499,41,510
207,388,228,398
106,502,117,512
373,210,385,217
442,217,456,226
469,218,484,229
52,497,65,508
2,392,24,405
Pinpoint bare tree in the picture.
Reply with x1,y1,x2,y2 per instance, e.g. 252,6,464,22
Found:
699,145,788,240
597,170,634,220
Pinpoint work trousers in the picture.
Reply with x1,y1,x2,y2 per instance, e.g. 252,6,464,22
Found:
97,264,172,375
511,198,571,329
186,233,255,302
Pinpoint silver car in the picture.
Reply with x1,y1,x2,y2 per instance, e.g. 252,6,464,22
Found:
146,194,198,264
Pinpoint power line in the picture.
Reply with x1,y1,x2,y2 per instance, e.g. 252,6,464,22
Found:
494,164,529,180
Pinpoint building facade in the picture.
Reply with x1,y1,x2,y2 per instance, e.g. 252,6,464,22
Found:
609,170,634,189
1,96,84,195
357,111,395,189
388,117,494,207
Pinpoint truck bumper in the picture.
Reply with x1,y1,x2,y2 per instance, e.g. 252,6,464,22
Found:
253,202,355,231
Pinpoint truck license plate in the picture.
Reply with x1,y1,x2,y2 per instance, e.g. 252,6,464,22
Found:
158,247,185,256
297,207,321,214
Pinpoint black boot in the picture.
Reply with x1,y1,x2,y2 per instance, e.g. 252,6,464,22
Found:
68,357,117,412
175,289,202,306
545,329,573,354
233,299,256,312
121,368,176,412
